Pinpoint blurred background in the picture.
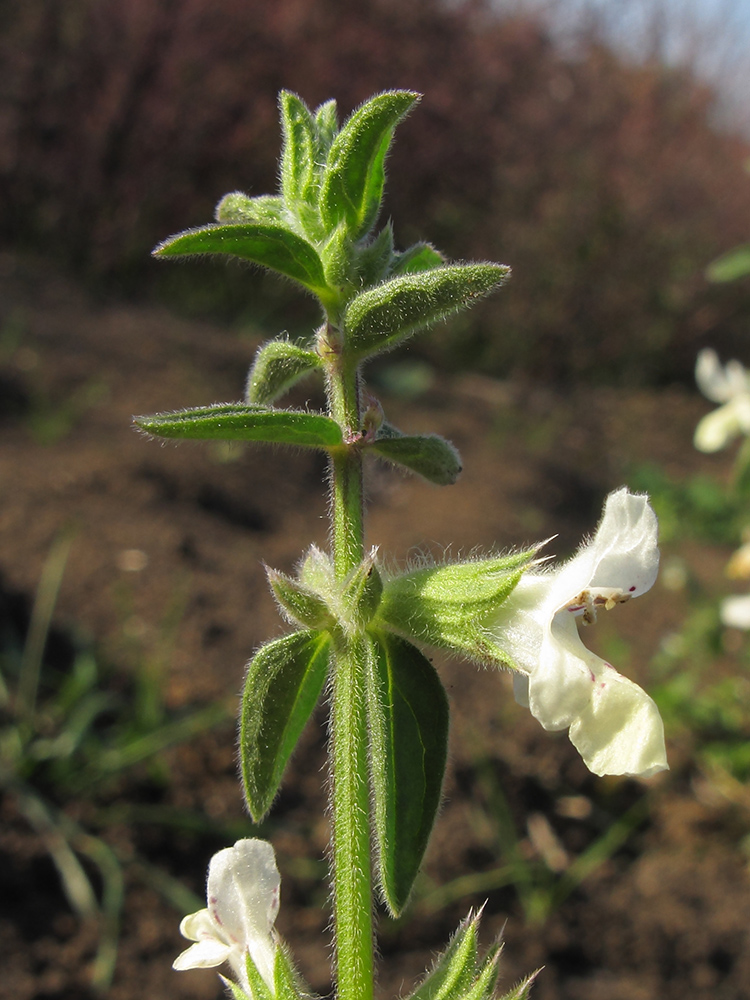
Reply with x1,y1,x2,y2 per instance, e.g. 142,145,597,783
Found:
2,1,750,998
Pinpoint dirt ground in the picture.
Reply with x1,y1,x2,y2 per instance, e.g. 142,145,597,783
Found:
2,251,750,1000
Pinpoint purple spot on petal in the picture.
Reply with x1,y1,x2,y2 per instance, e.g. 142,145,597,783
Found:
629,586,636,592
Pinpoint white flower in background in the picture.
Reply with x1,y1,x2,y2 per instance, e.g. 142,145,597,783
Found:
719,536,750,629
720,594,750,629
490,488,667,778
694,348,750,452
173,838,280,994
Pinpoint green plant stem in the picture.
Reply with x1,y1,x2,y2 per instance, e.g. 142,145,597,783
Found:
328,358,364,579
330,636,374,1000
331,448,364,578
327,354,373,1000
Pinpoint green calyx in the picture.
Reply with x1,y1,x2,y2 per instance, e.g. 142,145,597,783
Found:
272,546,384,636
266,567,337,630
405,910,540,1000
376,550,537,663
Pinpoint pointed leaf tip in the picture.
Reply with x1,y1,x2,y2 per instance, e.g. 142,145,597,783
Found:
321,91,421,239
344,263,510,359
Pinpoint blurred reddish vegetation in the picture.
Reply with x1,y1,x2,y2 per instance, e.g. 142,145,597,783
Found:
1,0,750,382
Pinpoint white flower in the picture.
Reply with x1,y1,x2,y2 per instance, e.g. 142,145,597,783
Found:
719,538,750,629
173,838,280,993
721,594,750,629
694,348,750,452
490,488,667,778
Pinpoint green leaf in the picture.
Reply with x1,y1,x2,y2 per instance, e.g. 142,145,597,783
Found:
344,264,510,359
134,403,343,449
706,244,750,282
321,91,420,238
215,192,287,226
314,99,339,155
407,916,479,1000
370,424,462,485
240,630,330,821
280,91,317,208
153,224,329,299
266,567,335,630
368,631,448,915
354,223,395,286
321,224,353,289
246,340,322,405
392,242,445,275
341,555,383,629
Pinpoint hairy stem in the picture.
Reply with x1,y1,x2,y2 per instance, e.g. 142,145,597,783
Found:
328,357,364,578
327,348,373,1000
330,636,374,1000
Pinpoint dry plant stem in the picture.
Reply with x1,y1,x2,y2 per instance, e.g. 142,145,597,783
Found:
327,356,374,1000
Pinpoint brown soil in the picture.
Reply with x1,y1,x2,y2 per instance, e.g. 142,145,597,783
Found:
2,252,750,1000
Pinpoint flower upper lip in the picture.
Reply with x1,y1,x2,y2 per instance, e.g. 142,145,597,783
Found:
491,488,667,778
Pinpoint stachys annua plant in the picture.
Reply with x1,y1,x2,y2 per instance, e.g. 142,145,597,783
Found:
137,90,667,1000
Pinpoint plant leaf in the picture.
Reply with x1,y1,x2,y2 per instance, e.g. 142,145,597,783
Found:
215,193,287,226
355,223,395,286
370,424,462,485
344,264,510,359
321,91,420,238
368,631,448,915
153,224,329,298
134,403,343,449
246,340,322,405
240,630,330,821
314,99,339,155
706,244,750,282
392,242,445,275
321,224,353,289
280,91,317,208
